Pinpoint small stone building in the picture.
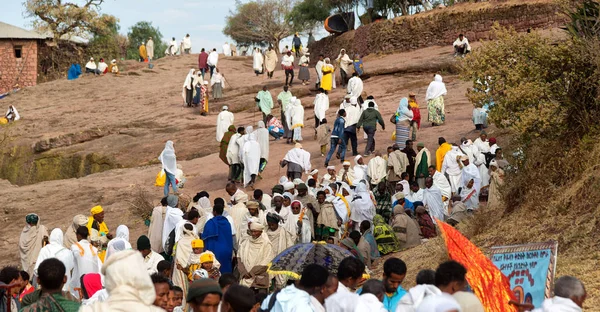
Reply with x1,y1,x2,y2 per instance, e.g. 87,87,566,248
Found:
0,21,48,94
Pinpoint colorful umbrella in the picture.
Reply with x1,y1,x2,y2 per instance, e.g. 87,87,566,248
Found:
268,242,358,279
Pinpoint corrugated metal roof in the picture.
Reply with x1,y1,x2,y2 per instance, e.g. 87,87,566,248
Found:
0,21,49,39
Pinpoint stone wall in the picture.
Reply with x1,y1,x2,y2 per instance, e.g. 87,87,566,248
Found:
309,0,567,62
0,39,38,94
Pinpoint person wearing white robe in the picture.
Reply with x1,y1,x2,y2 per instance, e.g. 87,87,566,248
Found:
441,146,463,194
162,205,184,251
415,293,461,312
146,37,154,60
253,48,264,75
105,225,132,260
474,151,490,188
347,74,364,99
459,139,476,164
289,98,305,142
167,38,177,55
70,229,102,296
216,106,234,142
20,214,48,277
147,200,167,254
34,228,75,293
283,143,312,178
460,157,481,210
313,90,330,126
208,48,219,76
242,132,261,187
287,200,312,244
453,34,471,56
429,167,452,200
256,121,270,172
315,55,324,87
350,182,375,231
223,42,231,56
353,155,368,183
406,187,424,203
182,34,192,54
367,152,387,186
396,284,442,312
79,250,164,312
473,133,490,154
227,130,243,180
422,178,445,223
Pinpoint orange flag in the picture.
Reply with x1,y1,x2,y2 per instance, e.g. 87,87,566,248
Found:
437,220,517,312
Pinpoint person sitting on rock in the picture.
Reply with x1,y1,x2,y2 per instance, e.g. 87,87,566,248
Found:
453,34,471,57
85,57,101,75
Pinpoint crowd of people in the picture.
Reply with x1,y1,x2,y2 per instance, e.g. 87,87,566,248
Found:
3,33,588,312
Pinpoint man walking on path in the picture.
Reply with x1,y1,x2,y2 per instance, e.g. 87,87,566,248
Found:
325,109,347,167
357,101,385,157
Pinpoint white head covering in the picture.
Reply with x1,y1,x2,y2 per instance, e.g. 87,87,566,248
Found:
293,178,304,186
245,125,254,134
283,181,295,191
258,120,266,128
354,155,363,165
105,225,132,260
416,294,462,312
426,74,448,101
222,106,228,111
183,69,195,89
279,176,289,185
102,250,157,307
350,96,358,105
158,141,177,175
489,160,498,168
115,225,130,242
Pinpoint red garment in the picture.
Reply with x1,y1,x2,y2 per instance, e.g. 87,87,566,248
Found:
409,99,421,128
417,214,437,238
82,273,103,299
198,52,209,69
19,284,35,302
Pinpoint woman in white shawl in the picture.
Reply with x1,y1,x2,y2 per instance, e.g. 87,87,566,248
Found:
20,213,48,277
289,98,305,143
350,182,375,231
79,250,163,312
105,225,132,260
5,105,20,122
173,224,198,310
162,205,184,251
426,74,448,126
182,69,195,106
34,228,74,292
242,132,261,188
238,222,273,290
253,48,264,76
256,121,270,174
158,140,178,197
210,68,226,100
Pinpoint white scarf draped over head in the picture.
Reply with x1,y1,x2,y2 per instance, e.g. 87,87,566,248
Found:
283,144,311,172
426,74,448,101
159,141,177,175
105,225,132,260
81,250,161,312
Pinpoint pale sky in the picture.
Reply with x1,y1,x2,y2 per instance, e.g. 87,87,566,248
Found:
3,0,328,53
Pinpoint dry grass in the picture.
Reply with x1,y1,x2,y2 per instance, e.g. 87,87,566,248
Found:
127,186,155,222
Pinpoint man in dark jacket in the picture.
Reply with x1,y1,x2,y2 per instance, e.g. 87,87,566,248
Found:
325,109,346,167
357,102,385,156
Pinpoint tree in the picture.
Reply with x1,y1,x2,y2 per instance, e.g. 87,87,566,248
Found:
24,0,117,41
126,21,167,60
288,0,331,33
223,0,296,50
88,20,128,62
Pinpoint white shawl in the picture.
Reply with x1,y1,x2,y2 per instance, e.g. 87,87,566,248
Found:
253,50,264,71
425,74,447,101
350,183,375,224
162,206,183,250
147,206,166,253
423,185,445,223
216,110,234,142
313,93,329,122
182,36,191,49
208,51,219,66
461,163,482,192
432,171,452,199
239,235,273,287
227,133,242,164
19,220,48,277
315,60,324,81
181,69,195,102
159,140,177,175
367,156,387,185
283,147,311,173
34,228,74,292
414,148,432,176
256,121,270,159
290,99,305,129
79,250,163,312
347,76,363,98
242,133,261,187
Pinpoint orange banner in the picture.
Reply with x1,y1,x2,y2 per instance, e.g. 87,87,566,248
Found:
437,220,517,312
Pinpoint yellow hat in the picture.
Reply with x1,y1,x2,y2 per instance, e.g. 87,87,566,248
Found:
200,252,214,264
90,205,104,215
191,239,204,249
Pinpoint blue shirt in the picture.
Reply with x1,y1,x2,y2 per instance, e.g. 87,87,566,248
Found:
332,116,346,138
383,286,407,312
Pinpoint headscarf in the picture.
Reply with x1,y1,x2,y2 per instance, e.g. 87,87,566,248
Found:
115,225,130,242
82,273,103,299
159,141,177,175
397,97,410,115
425,74,448,101
258,120,266,128
102,250,158,308
25,213,39,224
106,225,132,260
167,194,179,208
183,69,194,89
